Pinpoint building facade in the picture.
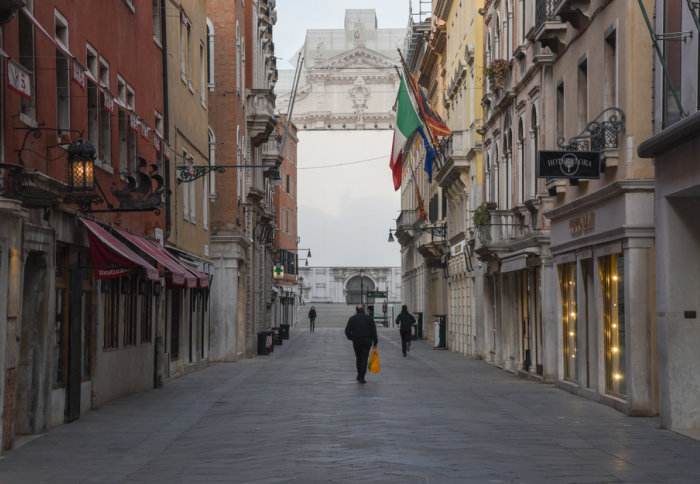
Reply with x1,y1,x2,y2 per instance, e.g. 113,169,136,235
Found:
536,0,656,415
637,0,700,431
271,115,300,328
1,0,171,450
476,0,555,376
434,0,484,358
275,9,405,132
163,0,212,381
298,266,401,309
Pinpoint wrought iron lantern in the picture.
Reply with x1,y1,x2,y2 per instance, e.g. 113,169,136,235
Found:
67,138,96,192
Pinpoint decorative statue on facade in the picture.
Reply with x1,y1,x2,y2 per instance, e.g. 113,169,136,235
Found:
349,76,370,123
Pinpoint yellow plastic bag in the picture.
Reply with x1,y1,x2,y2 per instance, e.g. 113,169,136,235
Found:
368,346,380,373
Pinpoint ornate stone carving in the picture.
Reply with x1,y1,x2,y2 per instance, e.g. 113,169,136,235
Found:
348,77,370,123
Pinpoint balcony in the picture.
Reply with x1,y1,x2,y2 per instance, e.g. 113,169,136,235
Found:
533,0,567,54
436,131,470,189
246,89,277,147
262,132,284,166
553,0,591,29
474,210,527,260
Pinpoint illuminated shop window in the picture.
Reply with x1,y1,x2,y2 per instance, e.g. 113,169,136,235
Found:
559,262,578,382
600,253,625,397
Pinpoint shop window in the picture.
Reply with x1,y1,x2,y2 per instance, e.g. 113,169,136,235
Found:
103,279,119,349
171,289,181,359
124,276,137,346
600,253,626,397
140,281,153,343
559,262,578,382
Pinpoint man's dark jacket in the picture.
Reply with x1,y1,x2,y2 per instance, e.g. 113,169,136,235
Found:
345,310,378,346
308,308,317,319
396,309,416,332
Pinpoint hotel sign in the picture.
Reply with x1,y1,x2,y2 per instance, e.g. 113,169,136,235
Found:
569,212,595,236
537,150,600,179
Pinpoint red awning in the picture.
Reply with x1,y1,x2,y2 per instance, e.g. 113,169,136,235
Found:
160,248,210,288
81,218,159,281
115,229,197,288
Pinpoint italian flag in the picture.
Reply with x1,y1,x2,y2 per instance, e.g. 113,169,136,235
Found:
390,75,421,191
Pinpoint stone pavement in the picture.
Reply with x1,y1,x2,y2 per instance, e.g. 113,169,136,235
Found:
1,327,699,483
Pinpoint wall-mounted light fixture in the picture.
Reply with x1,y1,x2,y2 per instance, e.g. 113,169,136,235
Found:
176,162,282,185
388,222,447,242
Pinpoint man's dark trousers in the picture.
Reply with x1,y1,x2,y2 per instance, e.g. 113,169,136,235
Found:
353,342,372,380
400,331,411,356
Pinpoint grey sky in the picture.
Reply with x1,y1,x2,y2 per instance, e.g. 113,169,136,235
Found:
275,1,417,267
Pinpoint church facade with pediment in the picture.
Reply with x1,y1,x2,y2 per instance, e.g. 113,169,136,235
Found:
276,9,406,131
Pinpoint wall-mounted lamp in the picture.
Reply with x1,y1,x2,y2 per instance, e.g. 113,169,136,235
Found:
176,162,281,184
67,138,96,192
388,222,447,242
277,248,312,258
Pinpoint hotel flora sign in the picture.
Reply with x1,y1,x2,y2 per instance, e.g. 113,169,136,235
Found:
537,150,601,179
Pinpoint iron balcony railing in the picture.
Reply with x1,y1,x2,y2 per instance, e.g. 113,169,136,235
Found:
557,107,626,152
535,0,559,31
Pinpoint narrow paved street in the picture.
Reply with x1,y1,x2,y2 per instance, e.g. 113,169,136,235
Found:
1,327,699,483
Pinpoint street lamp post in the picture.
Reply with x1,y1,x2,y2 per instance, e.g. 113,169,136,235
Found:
360,268,363,306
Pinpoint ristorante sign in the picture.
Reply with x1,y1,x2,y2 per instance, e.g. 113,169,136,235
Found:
537,150,601,179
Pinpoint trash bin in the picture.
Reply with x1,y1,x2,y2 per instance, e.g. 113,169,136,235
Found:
280,323,290,340
264,331,274,353
271,327,282,345
257,332,270,355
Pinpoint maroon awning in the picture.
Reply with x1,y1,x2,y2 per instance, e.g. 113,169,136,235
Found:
159,248,210,288
81,218,159,281
115,229,197,288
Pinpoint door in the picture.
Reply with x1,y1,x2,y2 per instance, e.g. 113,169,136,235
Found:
66,265,83,422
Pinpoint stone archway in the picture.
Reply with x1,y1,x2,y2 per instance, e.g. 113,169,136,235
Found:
345,274,375,305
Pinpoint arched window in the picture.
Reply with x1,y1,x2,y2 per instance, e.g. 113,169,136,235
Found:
235,22,241,93
206,18,215,91
485,151,492,203
495,14,501,60
208,127,216,198
530,105,539,198
504,127,512,209
486,29,492,66
517,118,525,204
518,0,525,46
506,0,513,59
493,144,500,207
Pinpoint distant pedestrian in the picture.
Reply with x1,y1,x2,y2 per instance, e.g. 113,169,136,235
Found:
344,304,378,383
396,305,416,357
308,306,317,332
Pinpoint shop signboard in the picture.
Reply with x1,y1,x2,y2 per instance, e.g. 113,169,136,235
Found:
537,150,600,179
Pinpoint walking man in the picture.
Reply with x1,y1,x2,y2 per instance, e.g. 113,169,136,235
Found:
344,304,378,383
308,306,317,332
396,305,416,357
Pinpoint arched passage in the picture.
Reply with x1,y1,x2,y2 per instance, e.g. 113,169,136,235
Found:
345,274,376,305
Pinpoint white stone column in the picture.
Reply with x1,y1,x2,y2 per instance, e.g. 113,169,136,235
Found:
541,256,559,382
624,242,657,416
210,253,241,361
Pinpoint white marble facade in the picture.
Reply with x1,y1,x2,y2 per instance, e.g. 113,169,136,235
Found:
275,9,405,131
298,266,401,306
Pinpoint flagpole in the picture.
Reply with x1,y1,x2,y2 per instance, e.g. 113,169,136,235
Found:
393,64,428,221
397,49,449,171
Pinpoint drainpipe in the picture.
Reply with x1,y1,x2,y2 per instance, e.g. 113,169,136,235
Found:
161,1,171,238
